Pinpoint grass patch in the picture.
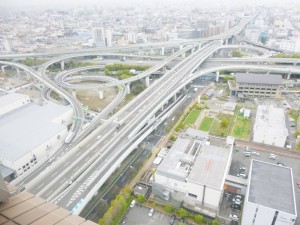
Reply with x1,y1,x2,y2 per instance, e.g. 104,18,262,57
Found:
231,115,252,141
199,117,214,132
184,109,201,125
209,114,233,136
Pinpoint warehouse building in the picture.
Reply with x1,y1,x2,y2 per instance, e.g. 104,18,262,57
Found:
152,128,233,217
0,93,73,176
253,105,288,147
241,160,297,225
228,73,283,99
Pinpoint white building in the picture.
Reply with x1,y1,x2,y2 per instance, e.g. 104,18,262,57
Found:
241,160,297,225
153,129,233,217
0,93,30,117
253,105,288,147
92,28,105,47
0,95,73,176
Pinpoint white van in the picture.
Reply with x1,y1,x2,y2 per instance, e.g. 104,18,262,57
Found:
130,200,136,208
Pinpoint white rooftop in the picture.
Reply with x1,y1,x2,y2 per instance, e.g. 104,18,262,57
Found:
254,105,288,138
0,102,71,162
188,143,231,190
0,93,29,108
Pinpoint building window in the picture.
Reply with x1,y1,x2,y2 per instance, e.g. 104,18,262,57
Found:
188,193,197,198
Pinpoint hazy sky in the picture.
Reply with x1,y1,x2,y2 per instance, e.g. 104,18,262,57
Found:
0,0,299,7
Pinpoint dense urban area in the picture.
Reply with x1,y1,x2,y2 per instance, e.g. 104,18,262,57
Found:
0,1,300,225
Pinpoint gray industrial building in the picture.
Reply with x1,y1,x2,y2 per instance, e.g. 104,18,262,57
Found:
228,73,283,99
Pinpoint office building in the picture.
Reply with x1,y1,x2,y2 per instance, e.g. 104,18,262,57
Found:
228,73,283,99
153,129,233,217
241,160,297,225
92,28,105,47
253,105,288,147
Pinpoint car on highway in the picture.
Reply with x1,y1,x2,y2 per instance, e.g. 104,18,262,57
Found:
148,208,154,217
96,135,101,140
130,200,136,208
48,157,55,163
169,215,176,224
269,154,276,160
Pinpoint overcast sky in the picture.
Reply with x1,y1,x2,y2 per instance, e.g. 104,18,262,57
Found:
0,0,299,8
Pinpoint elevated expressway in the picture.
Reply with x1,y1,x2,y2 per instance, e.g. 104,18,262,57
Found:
4,16,256,214
50,53,300,215
24,40,226,214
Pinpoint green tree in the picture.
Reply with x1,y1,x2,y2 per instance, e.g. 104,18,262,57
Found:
195,214,203,224
295,130,300,138
177,208,188,218
232,50,243,57
178,222,185,225
104,68,112,75
212,219,221,225
165,203,174,213
137,194,145,204
221,118,228,128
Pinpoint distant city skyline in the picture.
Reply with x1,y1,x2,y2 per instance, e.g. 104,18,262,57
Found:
1,0,300,7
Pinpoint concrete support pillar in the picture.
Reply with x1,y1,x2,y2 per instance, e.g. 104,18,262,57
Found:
163,66,167,72
72,90,76,98
179,44,183,50
61,60,65,70
1,65,7,73
191,48,195,54
172,48,175,54
216,71,220,82
287,73,291,79
150,48,154,55
182,52,186,58
198,42,202,50
266,71,270,75
98,89,104,99
138,50,143,55
225,39,228,45
26,71,31,80
246,70,249,74
160,47,165,56
16,68,20,76
173,94,177,101
126,84,131,94
145,76,150,87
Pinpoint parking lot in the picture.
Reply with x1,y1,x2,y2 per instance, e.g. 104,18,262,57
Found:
121,204,184,225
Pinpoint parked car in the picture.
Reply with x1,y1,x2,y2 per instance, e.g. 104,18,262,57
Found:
269,154,276,160
237,173,247,179
130,200,136,208
244,152,251,157
169,215,176,224
148,208,154,217
229,214,239,221
277,162,285,166
233,198,241,205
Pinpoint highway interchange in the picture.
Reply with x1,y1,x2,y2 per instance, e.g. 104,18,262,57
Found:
1,14,300,216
